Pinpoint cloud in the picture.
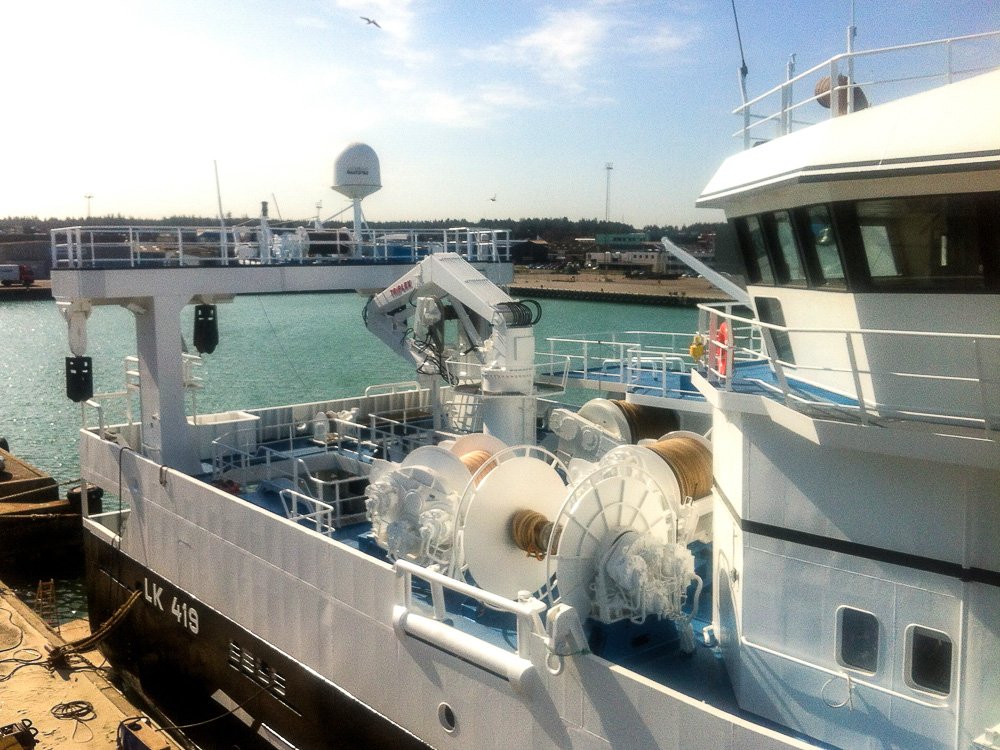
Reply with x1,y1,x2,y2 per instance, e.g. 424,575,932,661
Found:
468,8,607,89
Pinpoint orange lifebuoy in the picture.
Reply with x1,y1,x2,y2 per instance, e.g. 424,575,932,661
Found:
714,322,729,376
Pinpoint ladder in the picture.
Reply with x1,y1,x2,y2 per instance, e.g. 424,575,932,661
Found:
34,580,60,633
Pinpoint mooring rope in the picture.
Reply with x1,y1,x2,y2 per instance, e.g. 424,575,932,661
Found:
47,589,142,665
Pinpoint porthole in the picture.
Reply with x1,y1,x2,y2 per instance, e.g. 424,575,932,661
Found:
437,702,457,733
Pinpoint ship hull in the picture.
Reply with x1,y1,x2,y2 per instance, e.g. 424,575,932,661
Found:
84,531,429,750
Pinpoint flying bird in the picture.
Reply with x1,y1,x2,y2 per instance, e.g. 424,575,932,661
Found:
360,16,381,28
489,194,497,202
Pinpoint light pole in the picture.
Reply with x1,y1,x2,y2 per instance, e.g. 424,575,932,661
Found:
84,194,93,219
604,163,613,222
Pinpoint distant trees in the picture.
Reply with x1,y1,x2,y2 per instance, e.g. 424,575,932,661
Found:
0,215,726,243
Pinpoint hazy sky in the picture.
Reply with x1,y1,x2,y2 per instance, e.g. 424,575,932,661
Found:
2,1,997,227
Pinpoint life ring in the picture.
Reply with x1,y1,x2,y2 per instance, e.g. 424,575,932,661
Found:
714,322,729,376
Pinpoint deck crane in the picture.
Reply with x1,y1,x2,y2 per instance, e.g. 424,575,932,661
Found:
364,253,540,447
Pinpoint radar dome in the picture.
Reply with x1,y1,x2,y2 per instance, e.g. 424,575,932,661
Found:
333,142,382,200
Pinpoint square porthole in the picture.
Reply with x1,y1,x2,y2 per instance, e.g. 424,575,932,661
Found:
906,625,953,696
836,606,879,673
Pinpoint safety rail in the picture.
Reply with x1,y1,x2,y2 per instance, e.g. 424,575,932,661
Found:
544,330,712,387
51,224,511,269
735,31,1000,148
698,302,1000,431
278,488,337,537
393,559,545,694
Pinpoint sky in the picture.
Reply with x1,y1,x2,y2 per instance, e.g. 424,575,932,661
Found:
2,1,997,227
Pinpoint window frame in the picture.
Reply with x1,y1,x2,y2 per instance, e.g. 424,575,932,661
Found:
835,605,880,675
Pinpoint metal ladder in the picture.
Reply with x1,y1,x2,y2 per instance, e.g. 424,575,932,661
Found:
34,580,60,633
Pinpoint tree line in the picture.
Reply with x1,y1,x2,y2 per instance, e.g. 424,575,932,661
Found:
0,215,725,244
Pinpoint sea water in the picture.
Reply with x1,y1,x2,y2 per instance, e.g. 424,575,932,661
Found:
0,292,698,612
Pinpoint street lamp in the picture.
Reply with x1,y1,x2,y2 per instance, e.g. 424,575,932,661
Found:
604,163,613,222
84,194,93,220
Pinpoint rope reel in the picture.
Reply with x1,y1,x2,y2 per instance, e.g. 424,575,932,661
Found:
643,433,713,501
577,398,679,444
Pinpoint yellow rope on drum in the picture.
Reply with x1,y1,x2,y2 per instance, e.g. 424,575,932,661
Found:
610,400,680,442
459,449,496,485
645,436,713,500
510,508,560,560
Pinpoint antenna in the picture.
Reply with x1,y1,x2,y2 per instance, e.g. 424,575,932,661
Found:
604,163,613,222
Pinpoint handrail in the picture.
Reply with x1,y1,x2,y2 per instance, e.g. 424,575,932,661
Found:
733,31,1000,147
394,558,546,689
697,302,1000,428
51,224,512,269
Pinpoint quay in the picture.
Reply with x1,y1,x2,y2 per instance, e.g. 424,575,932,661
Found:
509,268,732,306
0,280,51,302
0,580,176,749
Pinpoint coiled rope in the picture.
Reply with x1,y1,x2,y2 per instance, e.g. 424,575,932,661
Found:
459,450,496,485
645,436,713,500
510,509,560,560
610,401,679,442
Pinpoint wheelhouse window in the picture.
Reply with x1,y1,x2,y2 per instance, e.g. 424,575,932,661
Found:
906,625,953,696
805,205,846,288
731,192,999,292
738,215,776,285
769,211,807,286
855,193,999,291
837,607,879,673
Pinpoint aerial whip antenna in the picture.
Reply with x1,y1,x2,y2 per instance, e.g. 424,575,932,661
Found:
730,0,748,80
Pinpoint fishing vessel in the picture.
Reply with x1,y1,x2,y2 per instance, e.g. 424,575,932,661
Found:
52,30,999,750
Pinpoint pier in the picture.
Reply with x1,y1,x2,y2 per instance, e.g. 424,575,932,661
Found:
0,580,177,749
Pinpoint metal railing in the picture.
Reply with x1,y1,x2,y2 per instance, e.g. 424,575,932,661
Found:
698,302,1000,431
735,31,1000,148
51,224,512,270
543,330,712,387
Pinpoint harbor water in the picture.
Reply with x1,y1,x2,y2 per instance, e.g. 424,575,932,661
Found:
0,291,698,612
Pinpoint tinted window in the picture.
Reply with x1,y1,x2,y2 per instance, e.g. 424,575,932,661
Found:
909,626,952,695
856,194,997,290
771,211,806,285
838,608,878,673
806,205,846,287
743,215,775,285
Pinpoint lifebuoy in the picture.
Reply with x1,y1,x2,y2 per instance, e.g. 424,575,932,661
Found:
714,322,729,376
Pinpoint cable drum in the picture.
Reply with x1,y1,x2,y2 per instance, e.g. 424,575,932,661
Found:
577,398,680,444
610,400,680,442
494,300,541,328
644,434,713,501
458,450,496,485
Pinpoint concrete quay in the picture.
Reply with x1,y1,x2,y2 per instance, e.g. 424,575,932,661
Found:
0,580,176,749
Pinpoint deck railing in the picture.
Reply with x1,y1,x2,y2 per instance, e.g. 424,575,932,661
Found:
698,302,1000,431
51,224,511,269
735,31,1000,148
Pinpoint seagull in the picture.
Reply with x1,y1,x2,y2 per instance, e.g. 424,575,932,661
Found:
489,194,496,202
361,16,381,28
